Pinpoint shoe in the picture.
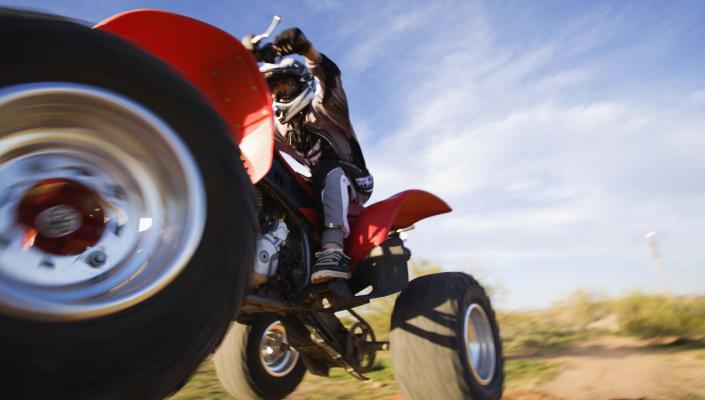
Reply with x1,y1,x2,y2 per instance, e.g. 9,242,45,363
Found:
311,248,351,284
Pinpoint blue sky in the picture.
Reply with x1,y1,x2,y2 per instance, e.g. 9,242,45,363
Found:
5,0,704,309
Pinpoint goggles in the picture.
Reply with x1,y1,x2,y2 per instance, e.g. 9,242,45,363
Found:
268,78,300,103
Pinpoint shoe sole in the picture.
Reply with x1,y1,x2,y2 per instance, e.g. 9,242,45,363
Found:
311,270,352,284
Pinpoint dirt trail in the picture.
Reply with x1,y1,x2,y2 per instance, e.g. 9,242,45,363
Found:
364,336,705,400
510,336,705,400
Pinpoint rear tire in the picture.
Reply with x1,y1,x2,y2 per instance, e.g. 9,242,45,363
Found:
390,272,504,400
215,315,306,400
0,9,256,399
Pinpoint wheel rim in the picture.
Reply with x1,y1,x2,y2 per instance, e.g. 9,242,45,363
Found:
0,83,206,321
463,303,497,385
259,321,299,378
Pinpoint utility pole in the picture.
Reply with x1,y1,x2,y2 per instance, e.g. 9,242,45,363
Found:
644,231,673,296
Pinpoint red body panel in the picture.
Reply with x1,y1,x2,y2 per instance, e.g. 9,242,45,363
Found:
95,11,452,269
345,190,452,267
95,10,274,183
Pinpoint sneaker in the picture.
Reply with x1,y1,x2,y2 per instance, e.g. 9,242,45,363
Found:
311,248,351,284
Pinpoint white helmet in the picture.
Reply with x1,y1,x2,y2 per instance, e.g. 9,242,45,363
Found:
259,58,315,123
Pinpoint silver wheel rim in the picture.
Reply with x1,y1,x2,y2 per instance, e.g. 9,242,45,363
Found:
463,303,496,385
0,83,206,321
259,321,299,377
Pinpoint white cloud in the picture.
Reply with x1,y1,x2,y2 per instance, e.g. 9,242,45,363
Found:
357,2,705,308
689,89,705,106
18,0,700,309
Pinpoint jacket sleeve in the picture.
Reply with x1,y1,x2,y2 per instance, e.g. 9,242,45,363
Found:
306,53,355,139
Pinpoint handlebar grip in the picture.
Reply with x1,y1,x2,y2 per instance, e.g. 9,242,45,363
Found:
241,34,256,52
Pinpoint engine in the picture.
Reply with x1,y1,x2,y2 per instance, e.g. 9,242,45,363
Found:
250,187,307,294
251,218,289,286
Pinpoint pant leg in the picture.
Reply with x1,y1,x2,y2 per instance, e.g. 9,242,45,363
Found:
312,162,351,247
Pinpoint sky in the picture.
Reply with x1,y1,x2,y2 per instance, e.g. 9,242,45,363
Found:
4,0,704,309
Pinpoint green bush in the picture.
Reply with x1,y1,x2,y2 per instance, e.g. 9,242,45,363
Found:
356,267,705,353
498,311,591,353
612,293,705,338
498,291,705,352
504,359,561,383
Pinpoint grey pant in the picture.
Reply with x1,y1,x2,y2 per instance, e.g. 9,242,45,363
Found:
320,167,354,246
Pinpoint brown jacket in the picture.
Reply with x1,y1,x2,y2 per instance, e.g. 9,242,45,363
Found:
273,53,365,170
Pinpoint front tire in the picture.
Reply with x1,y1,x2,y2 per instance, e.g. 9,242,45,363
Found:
390,272,504,399
214,315,306,400
0,9,256,399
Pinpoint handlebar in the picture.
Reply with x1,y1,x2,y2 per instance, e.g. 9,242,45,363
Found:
243,15,283,64
251,15,281,45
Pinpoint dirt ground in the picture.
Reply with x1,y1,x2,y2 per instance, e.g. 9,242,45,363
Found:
172,335,705,400
507,336,705,400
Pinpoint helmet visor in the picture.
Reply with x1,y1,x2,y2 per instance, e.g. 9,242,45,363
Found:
268,78,300,103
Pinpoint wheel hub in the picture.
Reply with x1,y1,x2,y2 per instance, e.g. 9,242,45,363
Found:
17,179,105,255
0,82,206,321
259,321,299,377
35,205,83,238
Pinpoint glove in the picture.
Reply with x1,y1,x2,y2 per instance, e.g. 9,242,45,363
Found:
274,28,311,56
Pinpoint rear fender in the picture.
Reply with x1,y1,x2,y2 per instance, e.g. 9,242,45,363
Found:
345,190,452,267
95,10,273,183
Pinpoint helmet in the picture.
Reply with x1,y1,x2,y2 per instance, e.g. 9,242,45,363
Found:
259,58,315,123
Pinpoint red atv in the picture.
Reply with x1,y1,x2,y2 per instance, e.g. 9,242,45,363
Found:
0,9,503,400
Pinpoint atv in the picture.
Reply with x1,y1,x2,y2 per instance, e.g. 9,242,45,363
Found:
0,8,503,400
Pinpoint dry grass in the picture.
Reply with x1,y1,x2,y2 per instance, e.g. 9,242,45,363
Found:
172,290,705,399
172,352,567,399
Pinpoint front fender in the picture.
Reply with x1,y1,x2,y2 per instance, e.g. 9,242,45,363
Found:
346,190,452,267
95,10,273,183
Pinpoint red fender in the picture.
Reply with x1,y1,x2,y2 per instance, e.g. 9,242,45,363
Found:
95,10,274,183
345,190,452,267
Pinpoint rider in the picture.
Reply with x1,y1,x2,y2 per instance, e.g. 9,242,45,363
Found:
259,28,373,284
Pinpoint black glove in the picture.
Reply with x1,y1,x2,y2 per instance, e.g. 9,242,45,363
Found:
274,28,311,56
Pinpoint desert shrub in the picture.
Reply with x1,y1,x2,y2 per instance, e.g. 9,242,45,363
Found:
612,293,705,338
498,311,591,353
555,290,610,330
358,261,705,351
504,359,561,384
501,290,705,351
